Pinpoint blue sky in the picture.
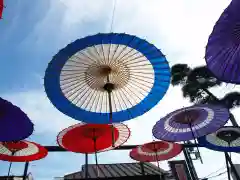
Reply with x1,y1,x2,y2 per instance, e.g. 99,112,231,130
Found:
1,0,239,179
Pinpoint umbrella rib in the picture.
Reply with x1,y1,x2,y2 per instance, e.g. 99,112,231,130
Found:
99,92,106,113
60,76,86,87
126,81,150,97
112,91,124,112
129,75,153,86
79,51,98,64
112,36,135,62
74,87,95,108
115,91,132,118
88,90,101,112
60,74,85,82
66,81,94,104
123,85,143,102
69,57,93,66
118,88,137,109
95,91,103,113
82,89,98,111
86,46,105,65
100,43,107,64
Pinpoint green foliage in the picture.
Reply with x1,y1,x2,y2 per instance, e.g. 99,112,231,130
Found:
171,64,240,110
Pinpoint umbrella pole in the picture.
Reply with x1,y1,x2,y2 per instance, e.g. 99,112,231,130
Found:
153,143,161,179
225,152,231,180
7,152,14,180
189,123,203,164
183,145,198,180
85,154,88,179
105,75,115,147
22,162,29,180
7,162,12,179
93,129,99,178
140,162,145,176
226,152,240,180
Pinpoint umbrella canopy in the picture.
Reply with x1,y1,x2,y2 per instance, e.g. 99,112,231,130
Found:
57,123,130,153
130,141,182,162
44,33,170,124
198,126,240,152
0,97,34,142
205,0,240,84
152,104,229,142
0,0,3,19
0,141,48,162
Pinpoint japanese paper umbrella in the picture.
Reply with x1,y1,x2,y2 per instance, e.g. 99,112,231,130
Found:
152,104,230,142
0,0,3,20
0,140,48,176
205,0,240,84
198,126,240,152
57,123,130,166
44,33,170,124
0,97,34,142
130,141,182,169
198,126,240,180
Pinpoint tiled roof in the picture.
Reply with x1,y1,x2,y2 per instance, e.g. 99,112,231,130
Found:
64,162,168,179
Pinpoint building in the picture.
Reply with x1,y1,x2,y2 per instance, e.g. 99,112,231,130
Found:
62,162,175,180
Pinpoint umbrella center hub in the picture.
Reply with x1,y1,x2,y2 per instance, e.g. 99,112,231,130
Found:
103,83,115,92
216,130,240,143
82,127,108,139
85,63,130,91
98,66,112,76
2,141,28,152
174,109,200,124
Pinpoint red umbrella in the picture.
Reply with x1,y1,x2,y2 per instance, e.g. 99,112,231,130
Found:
0,140,48,162
0,0,3,19
57,123,130,153
0,140,48,178
57,123,130,177
130,141,182,169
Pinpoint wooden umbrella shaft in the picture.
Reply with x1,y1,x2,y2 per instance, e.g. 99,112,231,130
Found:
106,75,115,147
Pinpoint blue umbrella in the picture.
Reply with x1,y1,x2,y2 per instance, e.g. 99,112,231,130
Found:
0,97,34,142
205,0,240,84
44,33,170,124
198,126,240,152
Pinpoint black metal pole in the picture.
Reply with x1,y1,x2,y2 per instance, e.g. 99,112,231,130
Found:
226,152,240,180
183,148,197,180
7,152,14,180
23,162,29,180
7,162,12,179
44,144,204,152
189,123,203,164
225,152,231,180
140,162,145,176
85,154,88,179
93,129,99,178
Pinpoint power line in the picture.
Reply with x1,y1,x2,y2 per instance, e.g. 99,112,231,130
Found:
201,166,226,179
207,171,227,179
109,0,117,32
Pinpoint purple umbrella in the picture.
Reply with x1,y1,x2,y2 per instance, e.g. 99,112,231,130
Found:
205,0,240,84
0,97,34,142
152,104,229,142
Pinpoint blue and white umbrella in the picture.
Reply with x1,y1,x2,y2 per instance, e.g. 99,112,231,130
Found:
198,126,240,152
44,33,170,124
